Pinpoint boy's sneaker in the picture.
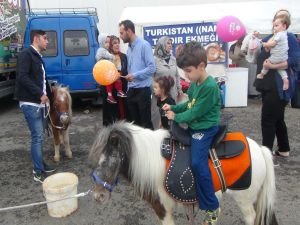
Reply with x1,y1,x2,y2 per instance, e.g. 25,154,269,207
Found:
107,95,117,104
44,164,56,173
33,172,47,183
33,164,56,174
117,90,127,98
203,208,220,225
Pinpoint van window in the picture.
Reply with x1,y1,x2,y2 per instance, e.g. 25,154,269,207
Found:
64,30,89,56
44,31,58,57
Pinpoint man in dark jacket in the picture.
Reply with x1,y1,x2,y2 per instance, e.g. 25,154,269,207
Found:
15,30,54,183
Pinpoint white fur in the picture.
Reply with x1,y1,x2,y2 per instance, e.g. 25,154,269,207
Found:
125,123,276,225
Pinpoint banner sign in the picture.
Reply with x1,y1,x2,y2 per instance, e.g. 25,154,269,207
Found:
143,22,228,65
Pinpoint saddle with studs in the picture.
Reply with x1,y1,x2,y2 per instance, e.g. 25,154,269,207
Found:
162,132,252,203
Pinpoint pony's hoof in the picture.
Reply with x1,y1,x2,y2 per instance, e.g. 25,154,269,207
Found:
54,156,60,162
66,153,73,159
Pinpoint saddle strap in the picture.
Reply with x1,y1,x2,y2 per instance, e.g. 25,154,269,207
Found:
209,148,227,192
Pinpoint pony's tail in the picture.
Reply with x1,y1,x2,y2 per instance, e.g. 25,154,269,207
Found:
254,146,276,225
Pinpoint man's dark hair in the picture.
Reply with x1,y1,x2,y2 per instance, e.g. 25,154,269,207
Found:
176,41,207,68
30,30,46,44
119,20,135,33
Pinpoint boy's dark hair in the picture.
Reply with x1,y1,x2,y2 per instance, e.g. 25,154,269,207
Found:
30,30,46,44
119,20,135,33
154,76,175,96
176,41,207,69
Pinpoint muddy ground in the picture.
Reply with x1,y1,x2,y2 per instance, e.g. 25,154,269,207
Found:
0,97,299,225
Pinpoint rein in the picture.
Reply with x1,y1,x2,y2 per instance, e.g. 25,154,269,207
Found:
91,170,119,193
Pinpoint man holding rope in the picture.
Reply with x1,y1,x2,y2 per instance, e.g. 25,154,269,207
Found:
15,30,55,183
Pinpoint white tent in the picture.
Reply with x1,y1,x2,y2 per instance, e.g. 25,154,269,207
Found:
119,0,300,34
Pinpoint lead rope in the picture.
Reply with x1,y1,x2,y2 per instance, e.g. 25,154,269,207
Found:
0,189,93,212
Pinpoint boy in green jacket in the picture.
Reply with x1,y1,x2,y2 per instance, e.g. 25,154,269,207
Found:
162,41,221,225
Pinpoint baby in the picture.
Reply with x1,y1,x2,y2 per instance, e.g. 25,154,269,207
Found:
257,15,289,90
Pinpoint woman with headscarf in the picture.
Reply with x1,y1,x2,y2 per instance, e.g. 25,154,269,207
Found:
151,36,182,129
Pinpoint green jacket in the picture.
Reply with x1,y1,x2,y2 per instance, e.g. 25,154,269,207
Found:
171,76,220,130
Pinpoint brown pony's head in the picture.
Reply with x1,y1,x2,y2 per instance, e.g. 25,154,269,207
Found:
50,85,72,129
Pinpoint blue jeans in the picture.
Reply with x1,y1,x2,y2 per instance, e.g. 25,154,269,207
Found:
21,105,46,173
190,126,219,211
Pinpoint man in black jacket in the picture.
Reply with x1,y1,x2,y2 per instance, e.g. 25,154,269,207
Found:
15,30,54,183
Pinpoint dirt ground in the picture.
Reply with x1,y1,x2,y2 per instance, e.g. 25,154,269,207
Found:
0,97,299,225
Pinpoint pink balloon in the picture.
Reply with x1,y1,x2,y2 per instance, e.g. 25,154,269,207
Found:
216,16,246,42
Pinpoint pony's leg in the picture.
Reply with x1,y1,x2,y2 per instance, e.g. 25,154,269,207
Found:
52,128,61,162
54,144,60,162
144,191,176,225
158,189,176,225
233,195,256,225
62,129,72,159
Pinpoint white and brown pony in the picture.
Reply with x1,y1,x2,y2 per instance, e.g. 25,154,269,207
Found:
88,121,278,225
49,85,72,162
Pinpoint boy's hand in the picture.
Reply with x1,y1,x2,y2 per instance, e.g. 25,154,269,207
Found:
162,104,170,111
165,111,175,120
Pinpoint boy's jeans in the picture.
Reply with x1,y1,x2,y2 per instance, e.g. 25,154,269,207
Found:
21,105,45,174
190,126,219,211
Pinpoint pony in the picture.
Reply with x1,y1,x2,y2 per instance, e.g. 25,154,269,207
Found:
88,121,278,225
49,85,72,162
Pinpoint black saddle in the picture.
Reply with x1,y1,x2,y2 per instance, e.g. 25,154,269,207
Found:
166,122,245,159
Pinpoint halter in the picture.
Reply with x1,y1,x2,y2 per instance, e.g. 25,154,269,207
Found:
91,170,119,193
48,104,70,130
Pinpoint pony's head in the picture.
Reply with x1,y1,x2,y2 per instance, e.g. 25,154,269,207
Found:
88,121,132,203
51,85,72,129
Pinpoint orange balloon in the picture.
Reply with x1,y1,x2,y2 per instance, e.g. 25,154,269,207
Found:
93,60,119,86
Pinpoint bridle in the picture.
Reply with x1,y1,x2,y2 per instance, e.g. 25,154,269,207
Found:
48,102,70,130
91,153,126,193
91,170,119,193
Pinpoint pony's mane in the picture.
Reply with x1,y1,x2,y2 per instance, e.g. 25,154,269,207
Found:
123,122,170,197
55,86,72,116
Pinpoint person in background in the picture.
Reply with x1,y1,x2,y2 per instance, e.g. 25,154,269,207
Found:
152,36,182,129
163,42,221,225
153,76,175,129
229,36,248,68
15,30,55,183
95,33,113,62
241,31,262,98
101,35,128,125
95,33,126,104
257,15,290,91
119,20,156,129
255,9,300,158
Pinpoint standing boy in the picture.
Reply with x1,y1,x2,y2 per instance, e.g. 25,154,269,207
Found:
162,41,221,225
15,30,55,183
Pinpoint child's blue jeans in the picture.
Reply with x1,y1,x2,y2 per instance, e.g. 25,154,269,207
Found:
190,126,219,211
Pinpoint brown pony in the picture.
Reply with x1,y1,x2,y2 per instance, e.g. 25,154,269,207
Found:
49,85,72,162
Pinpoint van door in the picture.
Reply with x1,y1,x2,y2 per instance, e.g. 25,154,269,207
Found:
26,17,62,85
60,17,97,92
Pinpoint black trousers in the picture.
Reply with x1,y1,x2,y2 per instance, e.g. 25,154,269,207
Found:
127,87,153,129
261,89,290,152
